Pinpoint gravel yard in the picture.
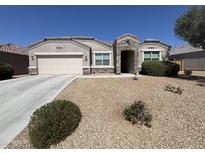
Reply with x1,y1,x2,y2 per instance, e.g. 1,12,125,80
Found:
7,76,205,148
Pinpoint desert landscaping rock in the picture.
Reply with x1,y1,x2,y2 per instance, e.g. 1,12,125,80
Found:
7,76,205,148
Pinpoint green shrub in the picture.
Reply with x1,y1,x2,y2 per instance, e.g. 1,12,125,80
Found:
164,61,180,76
141,61,166,76
28,100,81,148
165,84,184,94
0,63,14,80
141,61,180,77
123,101,152,128
184,70,192,76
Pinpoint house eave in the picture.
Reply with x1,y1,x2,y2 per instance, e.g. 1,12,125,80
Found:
139,40,171,49
34,52,84,56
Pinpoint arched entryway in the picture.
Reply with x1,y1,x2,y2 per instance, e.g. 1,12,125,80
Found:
113,33,140,74
121,50,135,73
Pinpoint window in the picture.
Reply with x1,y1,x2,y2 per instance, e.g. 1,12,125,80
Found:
151,52,159,60
144,52,151,61
95,53,110,66
144,51,159,61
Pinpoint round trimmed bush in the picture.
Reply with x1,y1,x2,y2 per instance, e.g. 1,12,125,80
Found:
141,61,179,77
141,61,166,76
0,63,14,80
164,61,180,76
28,100,81,148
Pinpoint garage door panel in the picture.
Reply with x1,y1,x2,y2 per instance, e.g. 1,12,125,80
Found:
37,55,83,75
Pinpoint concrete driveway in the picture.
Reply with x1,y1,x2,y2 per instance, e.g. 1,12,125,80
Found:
0,75,78,148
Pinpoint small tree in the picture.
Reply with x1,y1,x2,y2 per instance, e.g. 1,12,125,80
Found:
175,6,205,49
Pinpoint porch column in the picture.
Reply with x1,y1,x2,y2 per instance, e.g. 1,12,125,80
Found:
116,48,121,74
135,49,139,72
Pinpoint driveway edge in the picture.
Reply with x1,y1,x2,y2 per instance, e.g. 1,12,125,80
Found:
46,75,80,103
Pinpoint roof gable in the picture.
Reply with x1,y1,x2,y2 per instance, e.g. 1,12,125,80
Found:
138,40,171,49
75,39,112,51
28,38,90,50
116,33,140,42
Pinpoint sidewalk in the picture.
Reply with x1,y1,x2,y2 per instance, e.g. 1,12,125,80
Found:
80,73,142,79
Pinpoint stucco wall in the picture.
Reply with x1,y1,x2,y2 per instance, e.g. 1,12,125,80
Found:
77,40,112,51
28,36,170,75
0,52,29,75
169,50,205,59
77,40,114,68
28,40,90,68
184,58,205,71
169,50,205,71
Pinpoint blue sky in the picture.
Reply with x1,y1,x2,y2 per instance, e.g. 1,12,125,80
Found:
0,6,189,47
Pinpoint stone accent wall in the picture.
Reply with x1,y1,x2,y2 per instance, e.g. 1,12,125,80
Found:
113,36,140,74
83,68,91,75
29,67,38,75
91,68,114,74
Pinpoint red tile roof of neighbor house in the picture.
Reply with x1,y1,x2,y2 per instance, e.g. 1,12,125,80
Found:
0,43,28,55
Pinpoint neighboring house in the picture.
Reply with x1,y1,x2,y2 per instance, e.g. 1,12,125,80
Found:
28,34,170,75
170,45,205,71
0,43,29,75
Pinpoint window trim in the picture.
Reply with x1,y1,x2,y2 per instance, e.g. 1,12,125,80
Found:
93,52,111,67
142,50,162,62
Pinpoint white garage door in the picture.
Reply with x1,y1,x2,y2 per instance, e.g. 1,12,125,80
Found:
37,55,83,75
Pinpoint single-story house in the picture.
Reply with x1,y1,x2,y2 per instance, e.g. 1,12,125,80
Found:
0,43,29,75
169,45,205,71
28,33,171,75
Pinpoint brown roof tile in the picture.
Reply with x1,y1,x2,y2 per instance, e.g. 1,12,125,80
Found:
0,43,28,55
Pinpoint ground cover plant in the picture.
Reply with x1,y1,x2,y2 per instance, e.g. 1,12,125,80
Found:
165,84,184,94
123,101,152,128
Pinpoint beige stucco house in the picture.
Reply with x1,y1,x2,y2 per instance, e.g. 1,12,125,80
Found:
28,33,170,75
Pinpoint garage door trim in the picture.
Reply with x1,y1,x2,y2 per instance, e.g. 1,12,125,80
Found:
35,52,83,56
36,53,83,75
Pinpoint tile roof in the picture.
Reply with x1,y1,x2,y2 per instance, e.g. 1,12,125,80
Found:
102,41,113,46
28,35,169,50
170,44,204,55
0,43,28,55
141,39,171,48
28,36,112,49
75,39,112,51
44,36,94,40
